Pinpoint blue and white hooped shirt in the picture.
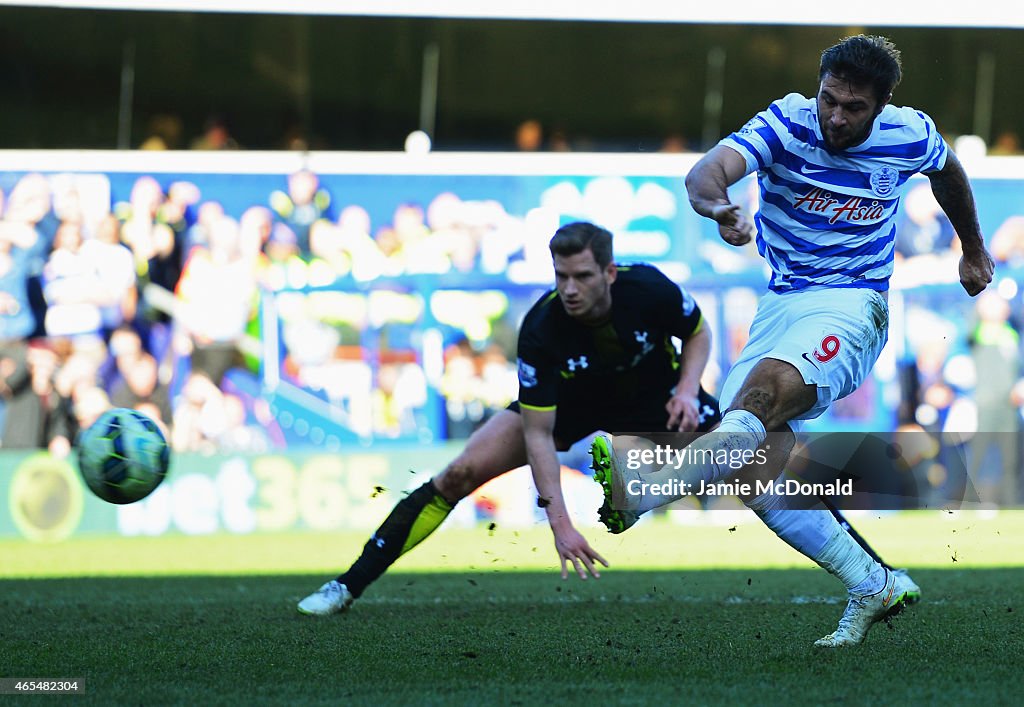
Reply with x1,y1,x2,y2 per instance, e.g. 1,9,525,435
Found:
720,92,947,293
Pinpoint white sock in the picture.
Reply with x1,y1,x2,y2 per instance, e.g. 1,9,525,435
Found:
633,410,767,513
745,486,836,556
747,478,886,595
813,525,887,595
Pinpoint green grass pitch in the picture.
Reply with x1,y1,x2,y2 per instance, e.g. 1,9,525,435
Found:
1,511,1022,705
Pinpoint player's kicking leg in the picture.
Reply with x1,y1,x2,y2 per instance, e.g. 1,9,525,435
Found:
591,433,920,604
298,410,528,616
592,360,920,645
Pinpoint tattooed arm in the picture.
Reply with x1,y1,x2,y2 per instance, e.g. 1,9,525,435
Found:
926,150,994,296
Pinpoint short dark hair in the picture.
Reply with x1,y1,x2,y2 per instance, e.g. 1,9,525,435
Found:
549,221,614,268
819,35,902,103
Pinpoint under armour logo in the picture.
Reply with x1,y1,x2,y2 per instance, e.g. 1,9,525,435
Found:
697,404,715,424
634,330,649,345
566,356,589,372
373,535,385,549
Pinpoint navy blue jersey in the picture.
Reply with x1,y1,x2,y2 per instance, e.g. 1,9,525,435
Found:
516,263,702,414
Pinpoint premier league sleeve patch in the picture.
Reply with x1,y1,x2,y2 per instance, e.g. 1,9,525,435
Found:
517,358,539,388
681,289,696,316
738,115,769,136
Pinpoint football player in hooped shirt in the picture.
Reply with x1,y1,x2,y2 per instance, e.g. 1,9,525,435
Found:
593,35,993,647
297,221,900,617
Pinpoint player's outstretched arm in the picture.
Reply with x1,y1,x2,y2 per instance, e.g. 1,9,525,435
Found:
685,145,755,246
926,150,995,296
521,406,608,580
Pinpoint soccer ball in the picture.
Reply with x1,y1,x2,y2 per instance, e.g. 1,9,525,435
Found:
77,408,171,504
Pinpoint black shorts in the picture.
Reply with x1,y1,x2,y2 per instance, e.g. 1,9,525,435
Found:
508,388,722,451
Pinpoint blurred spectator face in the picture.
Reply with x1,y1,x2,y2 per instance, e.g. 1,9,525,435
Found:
309,220,340,258
95,213,123,245
450,233,478,273
208,216,241,258
515,119,543,151
197,201,225,227
73,384,112,431
168,181,200,208
54,352,99,398
377,363,399,395
27,345,57,395
54,187,84,225
990,130,1020,155
338,205,371,234
375,227,401,256
240,206,274,251
288,170,319,206
7,173,52,223
151,223,176,259
394,204,427,243
266,223,299,262
426,192,461,231
130,176,164,218
183,372,220,405
204,123,231,149
126,354,159,397
977,291,1011,323
159,195,187,226
53,221,83,252
110,326,142,366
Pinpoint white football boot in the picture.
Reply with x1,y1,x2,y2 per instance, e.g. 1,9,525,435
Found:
892,568,922,605
297,580,354,616
814,569,908,648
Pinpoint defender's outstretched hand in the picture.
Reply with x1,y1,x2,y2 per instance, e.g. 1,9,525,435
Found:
666,393,700,432
711,203,754,246
550,523,608,580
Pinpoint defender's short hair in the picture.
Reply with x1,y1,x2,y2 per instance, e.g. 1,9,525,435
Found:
549,222,613,268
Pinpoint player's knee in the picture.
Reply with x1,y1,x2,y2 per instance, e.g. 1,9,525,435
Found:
734,385,776,422
433,461,479,502
734,363,816,428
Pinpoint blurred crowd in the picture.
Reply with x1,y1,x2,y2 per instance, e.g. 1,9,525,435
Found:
1,167,1022,505
0,169,526,458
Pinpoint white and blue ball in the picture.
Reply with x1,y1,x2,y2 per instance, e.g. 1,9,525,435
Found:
77,408,170,504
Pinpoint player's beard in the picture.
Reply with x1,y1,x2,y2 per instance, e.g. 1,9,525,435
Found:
821,115,876,151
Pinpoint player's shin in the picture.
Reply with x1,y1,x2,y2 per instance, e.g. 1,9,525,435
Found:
337,480,453,598
746,479,885,595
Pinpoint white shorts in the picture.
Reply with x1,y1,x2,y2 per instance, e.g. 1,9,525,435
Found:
718,287,889,432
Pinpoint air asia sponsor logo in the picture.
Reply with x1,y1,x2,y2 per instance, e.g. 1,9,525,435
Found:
793,188,885,224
